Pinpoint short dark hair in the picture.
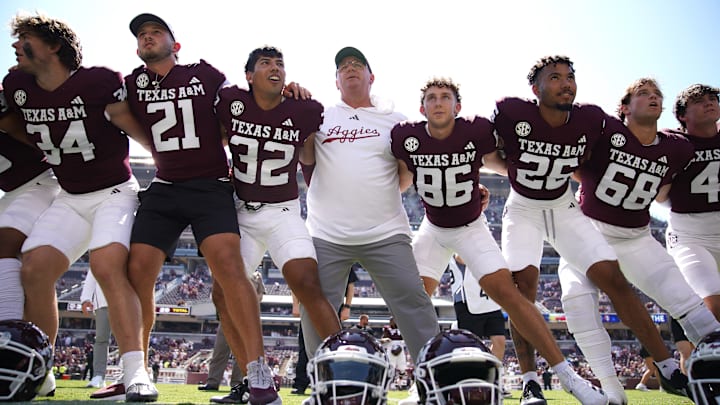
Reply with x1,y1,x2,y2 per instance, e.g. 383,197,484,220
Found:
617,78,662,123
674,84,720,129
245,46,283,73
420,77,461,104
527,55,574,86
12,13,82,71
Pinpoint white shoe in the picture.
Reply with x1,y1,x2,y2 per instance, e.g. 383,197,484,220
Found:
606,389,628,405
301,397,315,405
86,375,106,388
635,383,649,392
37,372,56,397
398,382,419,405
247,358,281,405
561,373,608,405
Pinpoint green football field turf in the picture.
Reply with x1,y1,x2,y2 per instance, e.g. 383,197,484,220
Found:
22,379,695,404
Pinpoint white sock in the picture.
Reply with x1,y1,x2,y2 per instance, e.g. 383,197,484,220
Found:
599,375,625,397
573,329,614,378
121,351,150,386
551,361,574,387
0,258,24,320
522,371,540,386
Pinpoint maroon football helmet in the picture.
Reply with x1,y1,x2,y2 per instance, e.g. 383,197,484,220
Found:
688,329,720,405
415,329,502,405
308,329,393,405
0,319,52,401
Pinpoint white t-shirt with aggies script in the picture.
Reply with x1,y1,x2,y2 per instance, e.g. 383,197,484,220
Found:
306,96,412,245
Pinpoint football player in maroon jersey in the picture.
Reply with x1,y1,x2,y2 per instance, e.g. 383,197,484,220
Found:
125,14,280,405
664,84,720,321
560,78,720,404
3,13,156,401
0,89,59,323
392,77,607,405
492,57,689,403
211,46,342,404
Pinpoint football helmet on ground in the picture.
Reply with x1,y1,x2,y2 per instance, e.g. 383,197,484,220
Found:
0,319,53,402
415,329,503,405
688,329,720,405
308,328,393,405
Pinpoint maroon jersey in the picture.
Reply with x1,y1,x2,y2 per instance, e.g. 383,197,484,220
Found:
0,135,49,192
578,118,694,227
0,88,49,191
665,128,720,213
216,86,322,203
493,97,605,200
382,326,403,341
3,67,131,194
125,60,229,182
391,116,497,228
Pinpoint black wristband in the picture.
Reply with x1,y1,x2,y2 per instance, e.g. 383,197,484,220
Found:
341,304,351,309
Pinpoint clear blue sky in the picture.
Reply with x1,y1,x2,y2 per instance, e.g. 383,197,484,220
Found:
2,0,716,215
1,0,718,160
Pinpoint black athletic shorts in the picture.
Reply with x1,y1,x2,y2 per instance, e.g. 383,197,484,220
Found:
454,302,506,338
131,178,240,258
670,317,689,343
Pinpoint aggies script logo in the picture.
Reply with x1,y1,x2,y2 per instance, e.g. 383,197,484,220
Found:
323,115,381,143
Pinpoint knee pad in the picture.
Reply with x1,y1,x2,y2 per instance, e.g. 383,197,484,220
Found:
677,304,720,345
0,258,23,320
562,293,603,334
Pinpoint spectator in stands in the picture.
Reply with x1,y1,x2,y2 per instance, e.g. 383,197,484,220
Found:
351,314,376,337
80,271,112,389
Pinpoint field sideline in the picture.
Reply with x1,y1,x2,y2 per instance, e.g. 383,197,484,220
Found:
22,380,695,404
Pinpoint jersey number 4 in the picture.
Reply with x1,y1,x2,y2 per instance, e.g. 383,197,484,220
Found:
690,161,720,203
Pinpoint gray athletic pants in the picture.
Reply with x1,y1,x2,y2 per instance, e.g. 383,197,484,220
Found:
300,234,440,363
207,324,243,386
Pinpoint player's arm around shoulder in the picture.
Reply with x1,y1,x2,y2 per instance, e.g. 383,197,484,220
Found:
482,124,507,176
397,159,414,192
0,111,33,147
299,132,316,165
106,100,152,152
655,183,672,204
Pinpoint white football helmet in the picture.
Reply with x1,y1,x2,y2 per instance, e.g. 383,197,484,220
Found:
688,329,720,405
415,329,503,405
308,329,393,405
